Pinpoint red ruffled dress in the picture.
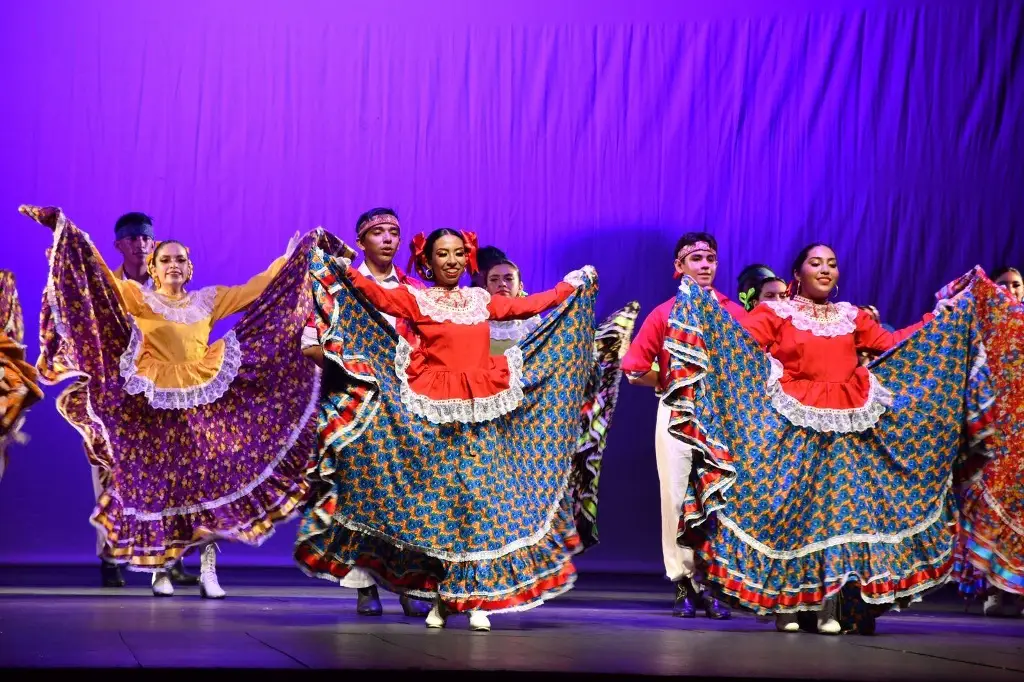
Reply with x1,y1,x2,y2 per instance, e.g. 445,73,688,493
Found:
346,266,575,424
741,296,933,432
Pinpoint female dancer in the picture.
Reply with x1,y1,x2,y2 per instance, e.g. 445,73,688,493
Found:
736,264,788,312
21,204,329,598
484,258,540,354
482,256,640,548
0,270,43,480
296,228,597,631
661,243,991,635
992,266,1023,303
949,268,1024,617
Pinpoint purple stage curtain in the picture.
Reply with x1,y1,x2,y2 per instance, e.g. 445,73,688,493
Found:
0,0,1019,570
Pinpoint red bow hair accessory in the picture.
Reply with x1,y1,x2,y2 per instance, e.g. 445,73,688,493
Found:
406,230,480,276
460,230,479,275
407,232,428,274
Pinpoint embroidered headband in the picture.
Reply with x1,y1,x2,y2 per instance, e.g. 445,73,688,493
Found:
673,241,717,279
677,241,716,260
115,222,154,241
357,213,400,241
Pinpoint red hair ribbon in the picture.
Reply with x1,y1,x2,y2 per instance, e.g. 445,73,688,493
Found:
405,230,479,277
406,232,428,274
461,230,479,274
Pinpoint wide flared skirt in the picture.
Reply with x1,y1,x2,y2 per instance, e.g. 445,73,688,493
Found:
296,247,602,613
661,276,994,615
23,205,331,570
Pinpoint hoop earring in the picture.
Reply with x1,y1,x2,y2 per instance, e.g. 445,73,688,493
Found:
423,267,434,280
830,284,839,300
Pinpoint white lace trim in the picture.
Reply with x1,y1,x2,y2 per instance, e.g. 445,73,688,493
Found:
716,560,949,612
139,286,218,325
298,543,578,615
980,486,1024,538
765,356,891,433
394,337,524,424
764,299,858,338
718,489,947,562
117,320,243,410
489,316,541,342
409,286,491,325
714,483,953,610
107,365,322,522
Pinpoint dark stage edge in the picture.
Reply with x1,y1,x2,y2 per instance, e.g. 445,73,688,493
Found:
0,567,1022,681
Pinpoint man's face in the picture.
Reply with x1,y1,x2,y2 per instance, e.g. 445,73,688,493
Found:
674,249,718,288
115,234,155,269
357,224,401,269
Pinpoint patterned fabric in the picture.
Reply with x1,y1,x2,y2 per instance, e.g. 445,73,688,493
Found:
572,301,639,549
1,271,43,480
662,275,993,615
22,205,330,570
955,270,1024,596
0,271,25,343
296,247,598,613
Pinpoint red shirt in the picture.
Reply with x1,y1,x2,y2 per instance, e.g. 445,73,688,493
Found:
305,264,425,345
347,267,574,419
740,297,931,411
622,289,747,393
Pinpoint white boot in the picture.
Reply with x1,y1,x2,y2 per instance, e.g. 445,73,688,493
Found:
469,611,491,632
199,544,226,599
425,599,447,629
816,595,841,635
983,592,1004,617
151,571,174,597
775,612,800,632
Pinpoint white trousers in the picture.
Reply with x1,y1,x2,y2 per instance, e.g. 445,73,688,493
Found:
655,401,695,581
339,567,376,589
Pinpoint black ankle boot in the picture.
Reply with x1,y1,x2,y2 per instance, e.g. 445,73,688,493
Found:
400,593,433,617
356,585,383,616
168,560,199,586
695,580,731,620
100,560,125,588
672,579,697,618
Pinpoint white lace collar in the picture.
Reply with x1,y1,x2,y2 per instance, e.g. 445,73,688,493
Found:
764,297,858,337
139,285,218,325
489,315,541,341
409,286,491,325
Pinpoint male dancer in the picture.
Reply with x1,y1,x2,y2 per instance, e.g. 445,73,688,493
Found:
100,213,199,588
300,207,432,618
112,212,156,287
622,232,742,620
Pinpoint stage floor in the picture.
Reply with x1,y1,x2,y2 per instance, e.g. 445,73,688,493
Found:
0,567,1022,680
